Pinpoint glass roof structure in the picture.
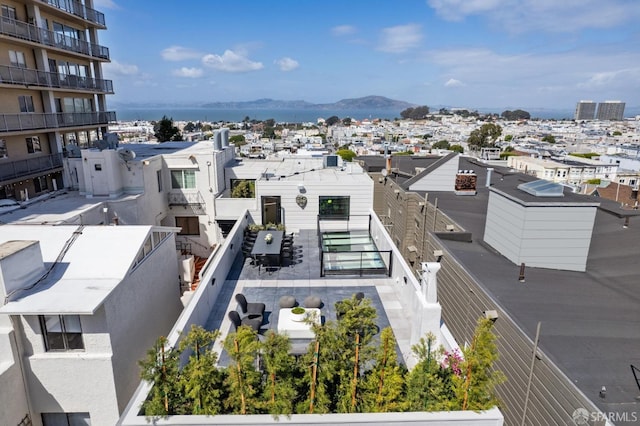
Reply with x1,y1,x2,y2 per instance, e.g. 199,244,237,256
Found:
517,180,565,197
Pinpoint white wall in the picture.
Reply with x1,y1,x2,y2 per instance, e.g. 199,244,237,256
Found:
408,154,460,192
483,190,597,271
0,329,30,426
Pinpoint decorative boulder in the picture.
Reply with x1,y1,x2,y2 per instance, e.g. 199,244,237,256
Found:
279,295,297,308
303,295,322,309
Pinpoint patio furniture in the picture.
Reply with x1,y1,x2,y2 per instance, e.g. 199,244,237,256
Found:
279,295,297,308
251,230,284,269
235,293,266,317
228,311,262,332
277,308,321,338
303,295,322,309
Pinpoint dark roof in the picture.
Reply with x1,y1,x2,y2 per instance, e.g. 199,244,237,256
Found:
420,158,640,416
356,155,444,174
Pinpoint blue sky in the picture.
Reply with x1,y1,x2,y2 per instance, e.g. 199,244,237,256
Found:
97,0,640,110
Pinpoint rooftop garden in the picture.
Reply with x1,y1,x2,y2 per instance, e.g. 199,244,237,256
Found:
138,295,504,418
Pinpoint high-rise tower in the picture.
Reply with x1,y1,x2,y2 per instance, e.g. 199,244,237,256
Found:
596,101,625,121
0,0,115,201
574,100,596,120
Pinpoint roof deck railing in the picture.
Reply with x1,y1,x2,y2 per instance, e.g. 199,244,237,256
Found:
40,0,106,27
0,64,114,93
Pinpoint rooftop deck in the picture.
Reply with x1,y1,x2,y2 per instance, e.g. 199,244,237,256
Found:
204,229,413,362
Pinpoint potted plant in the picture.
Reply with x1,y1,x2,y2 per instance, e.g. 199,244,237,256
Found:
290,306,306,322
264,233,273,244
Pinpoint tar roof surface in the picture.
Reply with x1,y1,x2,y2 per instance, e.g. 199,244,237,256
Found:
421,158,640,415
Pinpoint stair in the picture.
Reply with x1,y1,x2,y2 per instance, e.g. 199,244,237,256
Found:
189,256,208,291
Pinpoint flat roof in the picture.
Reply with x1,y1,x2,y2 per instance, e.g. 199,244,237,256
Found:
421,158,640,414
0,225,156,315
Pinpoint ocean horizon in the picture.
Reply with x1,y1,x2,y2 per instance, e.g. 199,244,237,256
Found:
112,107,595,123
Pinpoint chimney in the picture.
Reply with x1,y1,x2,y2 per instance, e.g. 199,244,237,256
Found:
486,167,494,187
421,262,441,303
0,240,46,302
213,130,222,150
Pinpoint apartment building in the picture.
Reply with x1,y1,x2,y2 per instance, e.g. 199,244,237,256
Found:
0,0,115,202
596,101,625,121
575,100,596,120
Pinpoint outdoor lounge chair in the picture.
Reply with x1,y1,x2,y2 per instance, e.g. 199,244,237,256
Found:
228,310,262,332
235,293,266,317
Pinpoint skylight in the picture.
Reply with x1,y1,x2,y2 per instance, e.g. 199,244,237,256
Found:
517,180,565,197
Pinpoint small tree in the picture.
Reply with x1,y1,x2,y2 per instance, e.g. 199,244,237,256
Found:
431,140,450,150
178,326,227,415
231,180,255,198
223,326,262,414
260,331,298,415
452,317,505,411
229,134,246,146
138,336,186,416
325,116,340,126
467,123,502,148
336,149,356,162
450,144,464,153
541,134,556,143
154,115,182,142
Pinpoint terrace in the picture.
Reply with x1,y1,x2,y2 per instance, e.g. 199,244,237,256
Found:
118,211,493,425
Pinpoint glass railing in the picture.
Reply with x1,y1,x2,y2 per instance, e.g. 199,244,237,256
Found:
0,111,116,133
40,0,106,26
0,17,109,60
0,65,113,93
0,153,63,182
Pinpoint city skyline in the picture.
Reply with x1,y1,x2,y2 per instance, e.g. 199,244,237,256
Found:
98,0,640,111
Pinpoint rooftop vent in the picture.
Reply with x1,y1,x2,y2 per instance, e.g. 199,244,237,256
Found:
517,180,565,197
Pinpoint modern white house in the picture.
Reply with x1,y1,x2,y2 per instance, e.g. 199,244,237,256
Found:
0,225,184,426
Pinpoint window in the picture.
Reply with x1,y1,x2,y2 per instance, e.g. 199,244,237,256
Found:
0,139,7,158
42,412,91,426
1,5,16,20
9,50,25,68
176,216,200,235
157,170,163,192
40,315,84,351
26,136,41,153
171,170,196,189
319,196,350,219
19,96,35,113
34,176,48,193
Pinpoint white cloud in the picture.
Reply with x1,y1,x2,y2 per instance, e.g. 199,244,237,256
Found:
93,0,119,9
444,78,464,87
377,24,422,53
103,60,139,76
161,46,202,61
275,57,299,72
202,50,263,73
172,67,204,78
331,25,356,36
427,0,640,33
578,68,640,89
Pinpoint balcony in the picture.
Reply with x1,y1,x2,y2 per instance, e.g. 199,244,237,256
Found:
168,191,207,215
0,111,116,133
0,65,114,93
0,17,109,60
0,152,63,182
39,0,106,27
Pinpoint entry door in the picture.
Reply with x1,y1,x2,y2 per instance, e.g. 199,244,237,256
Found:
89,160,109,196
261,196,281,226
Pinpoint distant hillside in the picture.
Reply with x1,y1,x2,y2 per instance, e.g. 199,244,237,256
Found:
199,95,415,110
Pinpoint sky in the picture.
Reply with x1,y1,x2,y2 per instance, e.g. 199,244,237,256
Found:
96,0,640,110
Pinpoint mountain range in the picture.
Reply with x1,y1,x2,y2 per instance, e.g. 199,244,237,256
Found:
112,96,417,111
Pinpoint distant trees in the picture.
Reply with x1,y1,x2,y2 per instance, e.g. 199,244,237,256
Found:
400,106,430,120
336,149,356,162
431,140,450,150
325,116,341,126
153,116,182,142
342,117,352,126
467,123,502,148
501,109,530,120
229,134,246,146
541,134,556,143
450,144,464,153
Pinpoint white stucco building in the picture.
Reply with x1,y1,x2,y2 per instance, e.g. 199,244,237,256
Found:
0,225,183,426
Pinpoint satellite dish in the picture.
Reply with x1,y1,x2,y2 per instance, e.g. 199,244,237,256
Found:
381,169,388,177
95,139,109,151
66,145,81,157
118,149,136,162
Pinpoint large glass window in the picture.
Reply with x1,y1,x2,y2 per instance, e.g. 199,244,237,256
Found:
0,139,7,158
9,50,25,68
1,5,17,20
319,196,350,219
42,412,91,426
171,170,196,189
176,216,200,235
40,315,84,351
19,96,35,113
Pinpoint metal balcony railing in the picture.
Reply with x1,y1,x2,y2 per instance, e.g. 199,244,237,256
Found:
0,111,116,133
40,0,106,27
0,65,114,93
0,17,109,60
0,152,63,181
168,191,207,214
